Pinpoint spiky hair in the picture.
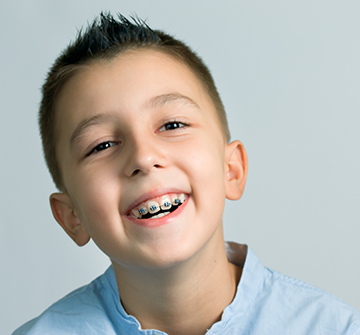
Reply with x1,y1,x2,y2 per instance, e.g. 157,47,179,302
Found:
39,12,230,190
59,13,160,64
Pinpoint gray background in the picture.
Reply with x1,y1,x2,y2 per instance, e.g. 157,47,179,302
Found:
1,1,359,333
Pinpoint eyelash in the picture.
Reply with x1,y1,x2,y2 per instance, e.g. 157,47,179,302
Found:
158,120,189,132
87,141,118,156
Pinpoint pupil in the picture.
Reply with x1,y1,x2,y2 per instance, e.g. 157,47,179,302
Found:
167,122,179,130
99,143,109,150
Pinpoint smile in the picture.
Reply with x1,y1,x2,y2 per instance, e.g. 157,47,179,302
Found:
130,193,187,220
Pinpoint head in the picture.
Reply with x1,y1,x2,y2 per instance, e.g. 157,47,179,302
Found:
43,13,247,269
40,12,230,191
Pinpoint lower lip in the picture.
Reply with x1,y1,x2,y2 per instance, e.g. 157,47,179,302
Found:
125,197,189,228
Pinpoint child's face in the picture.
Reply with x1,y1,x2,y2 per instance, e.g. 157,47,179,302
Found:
52,49,246,269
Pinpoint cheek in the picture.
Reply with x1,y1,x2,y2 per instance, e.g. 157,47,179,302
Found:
70,169,121,228
179,137,226,210
186,136,225,180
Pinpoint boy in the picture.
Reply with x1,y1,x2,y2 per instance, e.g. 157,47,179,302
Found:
13,12,360,335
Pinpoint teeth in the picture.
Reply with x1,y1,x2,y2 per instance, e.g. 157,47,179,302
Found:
138,206,148,216
148,200,160,214
179,194,186,203
172,195,181,206
150,211,170,219
161,197,172,210
130,193,187,219
131,208,141,218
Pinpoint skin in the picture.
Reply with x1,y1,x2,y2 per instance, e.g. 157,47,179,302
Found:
50,49,248,335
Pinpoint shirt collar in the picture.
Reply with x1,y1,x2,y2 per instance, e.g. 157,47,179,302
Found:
220,243,265,325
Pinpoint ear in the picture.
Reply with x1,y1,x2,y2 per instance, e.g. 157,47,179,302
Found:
224,140,248,200
50,193,91,246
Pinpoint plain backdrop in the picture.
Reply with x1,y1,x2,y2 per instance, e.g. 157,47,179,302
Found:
1,1,359,333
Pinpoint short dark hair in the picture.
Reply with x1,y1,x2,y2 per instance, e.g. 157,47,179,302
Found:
39,12,230,190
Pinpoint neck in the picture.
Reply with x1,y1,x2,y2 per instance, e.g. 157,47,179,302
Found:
112,229,242,335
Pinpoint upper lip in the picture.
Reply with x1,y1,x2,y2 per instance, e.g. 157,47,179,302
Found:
124,187,189,214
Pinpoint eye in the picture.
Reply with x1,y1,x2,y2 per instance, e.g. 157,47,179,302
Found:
159,121,188,132
87,141,117,156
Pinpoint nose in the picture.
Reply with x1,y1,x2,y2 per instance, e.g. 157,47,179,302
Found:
123,134,166,177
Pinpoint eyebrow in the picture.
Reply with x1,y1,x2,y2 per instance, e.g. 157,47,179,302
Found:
69,113,115,150
145,93,200,111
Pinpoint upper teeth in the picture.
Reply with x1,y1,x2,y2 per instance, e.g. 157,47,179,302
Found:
130,193,187,219
148,201,160,214
161,197,172,210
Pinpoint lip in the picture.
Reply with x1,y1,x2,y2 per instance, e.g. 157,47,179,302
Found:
124,187,189,214
124,196,189,228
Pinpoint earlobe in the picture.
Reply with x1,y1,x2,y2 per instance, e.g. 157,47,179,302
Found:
224,140,248,200
50,193,90,246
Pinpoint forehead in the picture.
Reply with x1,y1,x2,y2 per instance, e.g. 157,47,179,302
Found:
54,49,221,147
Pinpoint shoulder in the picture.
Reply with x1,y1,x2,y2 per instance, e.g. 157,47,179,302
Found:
255,267,360,334
223,244,360,335
12,267,119,335
262,266,358,311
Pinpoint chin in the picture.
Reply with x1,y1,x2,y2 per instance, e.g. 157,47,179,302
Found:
129,238,205,271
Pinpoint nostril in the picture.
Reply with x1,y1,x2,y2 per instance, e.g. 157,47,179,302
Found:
128,162,163,177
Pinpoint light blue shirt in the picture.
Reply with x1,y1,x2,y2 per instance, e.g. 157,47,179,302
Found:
13,243,360,334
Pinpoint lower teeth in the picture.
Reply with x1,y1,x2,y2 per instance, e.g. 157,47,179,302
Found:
150,211,170,219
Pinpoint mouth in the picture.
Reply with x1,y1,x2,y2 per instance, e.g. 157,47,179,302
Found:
127,193,188,220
